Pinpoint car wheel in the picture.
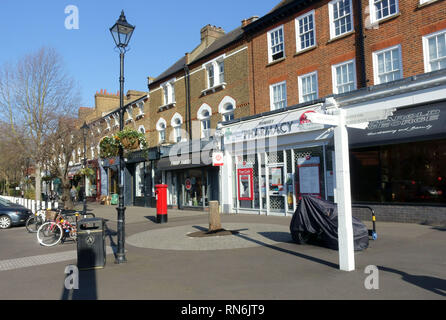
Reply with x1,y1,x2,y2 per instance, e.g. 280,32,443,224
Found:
0,215,12,229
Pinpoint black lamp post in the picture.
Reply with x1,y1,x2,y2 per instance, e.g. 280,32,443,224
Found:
110,10,135,264
81,122,89,217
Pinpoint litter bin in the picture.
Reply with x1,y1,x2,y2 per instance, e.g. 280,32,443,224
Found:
111,193,119,205
77,218,106,270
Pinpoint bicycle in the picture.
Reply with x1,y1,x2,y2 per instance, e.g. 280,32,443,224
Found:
25,209,47,233
36,209,95,247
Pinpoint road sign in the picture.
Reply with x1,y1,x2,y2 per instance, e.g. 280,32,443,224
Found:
345,108,396,125
305,112,340,126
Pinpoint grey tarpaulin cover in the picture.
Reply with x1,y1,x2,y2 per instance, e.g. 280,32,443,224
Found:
290,195,369,251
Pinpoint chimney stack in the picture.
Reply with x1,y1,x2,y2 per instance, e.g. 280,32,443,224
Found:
200,25,225,47
242,16,259,27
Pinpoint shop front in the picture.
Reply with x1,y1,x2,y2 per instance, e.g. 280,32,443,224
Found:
85,159,100,202
156,140,220,210
348,101,446,205
123,147,160,208
219,101,335,216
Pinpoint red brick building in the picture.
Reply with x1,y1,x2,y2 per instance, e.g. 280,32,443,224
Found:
243,0,446,113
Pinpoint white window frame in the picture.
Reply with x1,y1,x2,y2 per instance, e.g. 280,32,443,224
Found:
126,107,133,123
138,125,145,135
197,104,212,139
267,25,285,63
331,59,357,94
218,96,236,122
171,113,184,143
204,55,226,90
136,101,145,119
161,79,176,106
295,10,316,52
156,118,167,143
112,114,119,129
328,0,354,39
104,117,111,131
269,81,287,111
298,71,319,103
372,44,403,85
369,0,399,24
423,29,446,73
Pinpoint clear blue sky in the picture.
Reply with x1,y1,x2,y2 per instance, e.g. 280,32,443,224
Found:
0,0,278,109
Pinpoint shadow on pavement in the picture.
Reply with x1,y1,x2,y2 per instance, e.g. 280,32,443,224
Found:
144,216,157,223
60,249,98,300
192,225,338,270
104,223,118,260
379,266,446,297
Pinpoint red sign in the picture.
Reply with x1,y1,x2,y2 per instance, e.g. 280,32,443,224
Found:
237,168,254,201
185,179,192,191
212,152,224,166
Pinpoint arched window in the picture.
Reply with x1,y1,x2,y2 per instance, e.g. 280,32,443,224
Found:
171,113,183,143
198,104,212,139
218,96,236,122
156,118,167,143
138,125,146,134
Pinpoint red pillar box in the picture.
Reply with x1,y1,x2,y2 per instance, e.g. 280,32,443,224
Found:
155,184,168,224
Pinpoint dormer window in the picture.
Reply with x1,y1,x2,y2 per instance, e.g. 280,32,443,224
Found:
136,101,145,119
161,80,176,106
126,107,133,123
112,114,119,129
104,117,111,132
202,56,226,95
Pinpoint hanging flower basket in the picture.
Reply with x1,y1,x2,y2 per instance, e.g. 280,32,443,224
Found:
116,128,147,151
121,137,140,150
100,136,119,158
78,167,95,178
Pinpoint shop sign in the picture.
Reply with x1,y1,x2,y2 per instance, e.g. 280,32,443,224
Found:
237,168,254,201
185,179,192,191
348,103,446,146
212,152,224,166
223,104,325,144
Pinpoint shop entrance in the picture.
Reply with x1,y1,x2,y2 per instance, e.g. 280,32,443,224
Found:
267,164,286,213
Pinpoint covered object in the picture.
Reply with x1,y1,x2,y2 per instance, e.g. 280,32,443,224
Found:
290,196,369,251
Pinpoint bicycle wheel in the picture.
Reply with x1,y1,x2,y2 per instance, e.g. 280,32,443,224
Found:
37,222,63,247
25,216,38,233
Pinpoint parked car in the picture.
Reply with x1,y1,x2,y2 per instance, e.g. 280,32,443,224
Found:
0,198,33,229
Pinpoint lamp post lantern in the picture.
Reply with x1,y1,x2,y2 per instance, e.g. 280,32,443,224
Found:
110,10,135,264
81,121,89,217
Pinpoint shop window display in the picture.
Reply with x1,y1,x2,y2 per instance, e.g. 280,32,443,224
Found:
350,139,446,204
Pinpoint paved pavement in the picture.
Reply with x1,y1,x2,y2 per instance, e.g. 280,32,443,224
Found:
0,202,444,300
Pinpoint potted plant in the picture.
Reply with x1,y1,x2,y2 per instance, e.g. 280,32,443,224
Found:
100,136,119,158
116,128,148,151
78,167,95,178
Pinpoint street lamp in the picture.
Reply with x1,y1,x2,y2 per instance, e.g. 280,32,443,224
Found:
110,10,135,264
81,121,89,217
